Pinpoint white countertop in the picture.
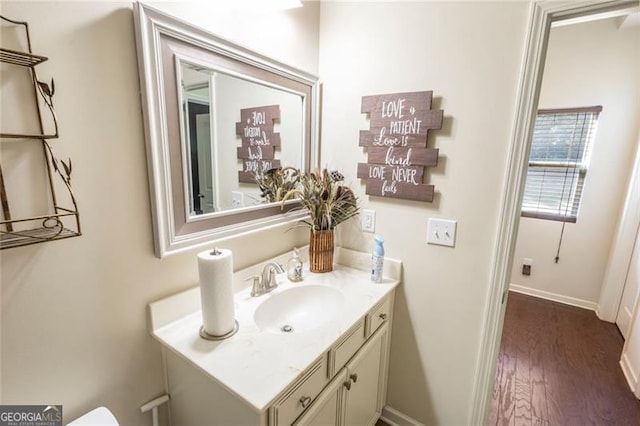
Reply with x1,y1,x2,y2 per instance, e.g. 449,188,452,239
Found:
148,247,401,412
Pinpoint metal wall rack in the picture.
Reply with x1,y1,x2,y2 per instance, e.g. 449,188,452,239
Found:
0,15,81,249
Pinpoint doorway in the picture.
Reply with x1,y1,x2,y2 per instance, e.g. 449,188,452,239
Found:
470,1,640,423
507,12,639,329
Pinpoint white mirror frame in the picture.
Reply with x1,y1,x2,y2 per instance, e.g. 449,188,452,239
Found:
133,2,319,257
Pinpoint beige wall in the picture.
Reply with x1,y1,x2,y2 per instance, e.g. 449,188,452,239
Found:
13,2,636,426
510,18,640,305
319,1,529,424
0,1,318,424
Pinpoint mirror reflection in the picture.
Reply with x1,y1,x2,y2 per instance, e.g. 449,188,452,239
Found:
179,61,304,218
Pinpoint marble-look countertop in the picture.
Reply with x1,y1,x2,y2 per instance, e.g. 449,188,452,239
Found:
148,247,401,412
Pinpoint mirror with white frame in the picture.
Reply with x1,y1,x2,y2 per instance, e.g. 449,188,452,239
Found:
134,3,318,257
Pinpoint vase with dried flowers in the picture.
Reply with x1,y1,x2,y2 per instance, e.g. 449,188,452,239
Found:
282,168,359,272
254,166,300,203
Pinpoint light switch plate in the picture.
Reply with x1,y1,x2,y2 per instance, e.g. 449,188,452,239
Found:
427,218,457,247
361,209,376,233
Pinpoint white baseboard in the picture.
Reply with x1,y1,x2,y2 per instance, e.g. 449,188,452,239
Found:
380,406,424,426
509,284,598,311
620,352,640,400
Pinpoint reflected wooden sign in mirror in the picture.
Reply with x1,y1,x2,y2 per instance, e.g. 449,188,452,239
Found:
134,3,318,257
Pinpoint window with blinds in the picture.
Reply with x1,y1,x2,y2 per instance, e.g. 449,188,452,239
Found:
521,106,601,223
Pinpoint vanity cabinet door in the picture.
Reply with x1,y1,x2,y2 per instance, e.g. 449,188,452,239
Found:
270,357,328,426
294,369,346,426
343,324,388,426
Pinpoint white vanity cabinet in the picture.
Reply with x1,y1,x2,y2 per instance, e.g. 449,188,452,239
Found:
162,292,394,426
343,324,388,426
294,369,346,425
296,323,389,426
149,249,401,426
270,293,393,426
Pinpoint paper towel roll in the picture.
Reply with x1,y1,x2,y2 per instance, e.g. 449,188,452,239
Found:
198,248,235,337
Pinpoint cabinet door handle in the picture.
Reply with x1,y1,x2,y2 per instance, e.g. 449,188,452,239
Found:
343,380,352,391
350,373,358,383
379,313,387,321
299,396,312,408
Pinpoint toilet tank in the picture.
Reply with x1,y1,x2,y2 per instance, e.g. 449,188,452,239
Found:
66,407,118,426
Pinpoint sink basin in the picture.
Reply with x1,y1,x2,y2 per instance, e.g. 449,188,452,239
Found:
254,285,345,333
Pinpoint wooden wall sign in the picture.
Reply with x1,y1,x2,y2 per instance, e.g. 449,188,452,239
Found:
358,91,443,202
235,104,281,183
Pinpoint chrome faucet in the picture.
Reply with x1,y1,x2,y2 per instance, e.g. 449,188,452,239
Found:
247,262,285,297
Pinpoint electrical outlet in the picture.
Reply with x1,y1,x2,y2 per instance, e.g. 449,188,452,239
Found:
522,258,533,276
361,209,375,233
426,218,457,247
231,191,244,208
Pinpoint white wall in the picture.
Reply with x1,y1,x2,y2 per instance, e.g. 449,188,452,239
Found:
319,2,529,424
0,1,318,424
510,18,640,306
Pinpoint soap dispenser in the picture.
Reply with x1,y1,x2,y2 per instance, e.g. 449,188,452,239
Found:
287,247,303,282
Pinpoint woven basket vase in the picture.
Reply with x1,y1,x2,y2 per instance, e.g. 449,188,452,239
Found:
309,230,334,273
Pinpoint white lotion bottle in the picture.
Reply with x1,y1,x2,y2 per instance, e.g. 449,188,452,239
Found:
371,235,384,283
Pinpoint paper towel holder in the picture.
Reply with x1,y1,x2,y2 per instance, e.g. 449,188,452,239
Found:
199,321,239,341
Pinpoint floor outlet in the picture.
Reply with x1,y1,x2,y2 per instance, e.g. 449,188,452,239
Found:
522,258,533,276
427,218,457,247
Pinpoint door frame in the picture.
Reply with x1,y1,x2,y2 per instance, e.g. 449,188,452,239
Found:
469,1,640,423
599,140,640,326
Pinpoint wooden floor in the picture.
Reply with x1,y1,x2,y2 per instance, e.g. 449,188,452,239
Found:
490,292,640,426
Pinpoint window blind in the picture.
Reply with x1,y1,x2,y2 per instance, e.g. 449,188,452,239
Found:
521,106,601,223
